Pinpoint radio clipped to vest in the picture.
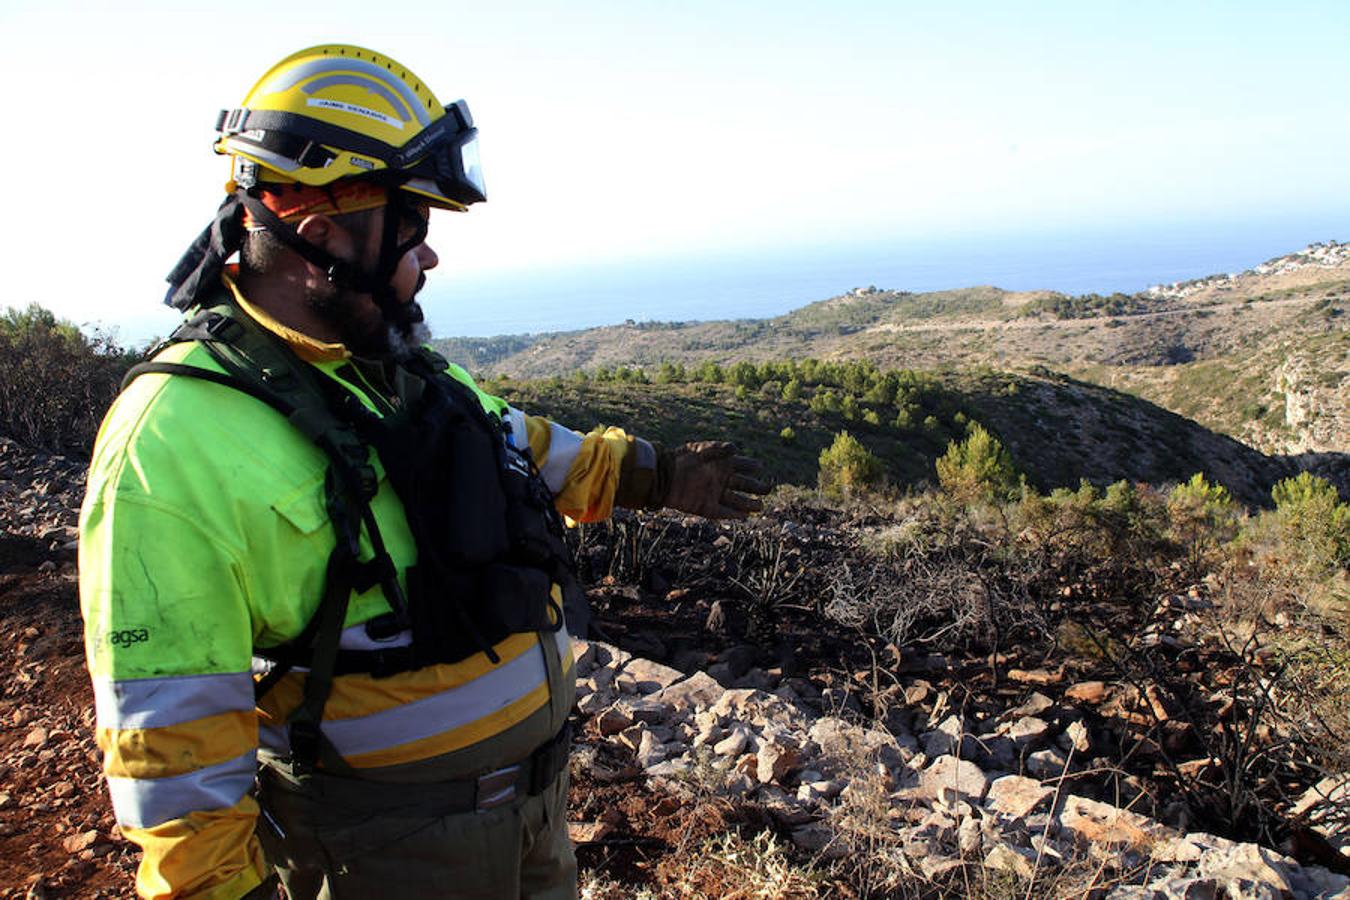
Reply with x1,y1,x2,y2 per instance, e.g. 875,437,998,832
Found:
352,349,572,668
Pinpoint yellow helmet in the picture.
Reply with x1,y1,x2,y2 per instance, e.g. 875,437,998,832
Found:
215,44,485,210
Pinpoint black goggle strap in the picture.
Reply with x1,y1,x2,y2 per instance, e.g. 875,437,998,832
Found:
367,190,429,324
220,102,473,180
237,190,388,295
164,194,246,310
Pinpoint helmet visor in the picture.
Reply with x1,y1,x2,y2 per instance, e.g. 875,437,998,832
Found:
403,128,486,206
392,100,486,206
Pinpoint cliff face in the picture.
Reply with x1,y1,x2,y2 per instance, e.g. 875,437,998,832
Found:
1280,352,1349,455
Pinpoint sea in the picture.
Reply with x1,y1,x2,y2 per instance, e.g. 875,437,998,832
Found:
421,214,1349,340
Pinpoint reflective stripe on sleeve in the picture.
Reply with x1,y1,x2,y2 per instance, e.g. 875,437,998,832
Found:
504,406,529,450
539,423,584,492
93,672,255,730
105,749,257,829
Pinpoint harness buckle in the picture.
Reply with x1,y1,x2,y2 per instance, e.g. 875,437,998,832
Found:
203,314,244,342
530,721,573,794
475,765,520,812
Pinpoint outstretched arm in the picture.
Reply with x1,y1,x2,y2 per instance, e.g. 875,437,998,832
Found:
519,412,769,521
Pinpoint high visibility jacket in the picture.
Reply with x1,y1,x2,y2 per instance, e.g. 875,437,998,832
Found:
79,282,633,899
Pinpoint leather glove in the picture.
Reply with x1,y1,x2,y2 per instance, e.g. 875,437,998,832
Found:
655,441,770,519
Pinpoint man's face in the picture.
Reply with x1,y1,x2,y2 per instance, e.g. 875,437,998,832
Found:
307,202,439,357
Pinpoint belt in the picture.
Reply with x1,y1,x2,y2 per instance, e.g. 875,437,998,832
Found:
261,722,573,816
472,720,574,812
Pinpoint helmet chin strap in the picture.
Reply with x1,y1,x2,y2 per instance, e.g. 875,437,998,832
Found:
238,186,428,332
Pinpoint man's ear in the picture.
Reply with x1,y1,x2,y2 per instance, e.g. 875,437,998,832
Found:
295,214,348,257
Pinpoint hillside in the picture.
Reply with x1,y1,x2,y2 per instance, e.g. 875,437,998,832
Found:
486,368,1332,507
435,242,1350,461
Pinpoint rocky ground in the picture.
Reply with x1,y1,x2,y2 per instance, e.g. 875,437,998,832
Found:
1,435,1347,897
569,640,1350,898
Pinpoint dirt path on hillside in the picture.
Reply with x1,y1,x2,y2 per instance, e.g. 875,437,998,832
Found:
864,296,1313,335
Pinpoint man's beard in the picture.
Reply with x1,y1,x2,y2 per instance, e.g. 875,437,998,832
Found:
306,282,429,359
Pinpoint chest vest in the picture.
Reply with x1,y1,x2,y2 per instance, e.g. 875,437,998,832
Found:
122,298,580,770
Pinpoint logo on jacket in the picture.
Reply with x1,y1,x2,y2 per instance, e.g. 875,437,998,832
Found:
107,628,151,647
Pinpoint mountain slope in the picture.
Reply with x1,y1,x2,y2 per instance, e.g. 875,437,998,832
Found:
435,243,1350,462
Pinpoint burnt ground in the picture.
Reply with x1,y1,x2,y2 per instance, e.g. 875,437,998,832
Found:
0,452,1345,894
0,537,138,898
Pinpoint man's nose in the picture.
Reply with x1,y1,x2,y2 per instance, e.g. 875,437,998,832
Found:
416,243,439,271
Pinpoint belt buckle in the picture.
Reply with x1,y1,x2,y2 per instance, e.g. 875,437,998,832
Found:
475,764,520,812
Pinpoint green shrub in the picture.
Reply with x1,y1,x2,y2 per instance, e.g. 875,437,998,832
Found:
809,389,841,415
692,360,724,383
781,378,802,401
840,394,860,421
655,361,686,383
728,360,759,388
934,422,1019,502
1270,472,1350,571
818,431,884,496
779,426,796,444
1168,473,1241,573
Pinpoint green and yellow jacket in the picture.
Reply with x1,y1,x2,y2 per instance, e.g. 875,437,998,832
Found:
80,276,634,899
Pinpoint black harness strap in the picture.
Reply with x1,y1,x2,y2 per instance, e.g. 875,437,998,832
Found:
286,470,364,776
123,362,298,418
122,301,579,774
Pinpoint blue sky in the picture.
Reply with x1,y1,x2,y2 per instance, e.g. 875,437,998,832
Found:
2,0,1348,339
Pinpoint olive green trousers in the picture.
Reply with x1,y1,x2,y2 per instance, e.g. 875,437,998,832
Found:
256,764,577,900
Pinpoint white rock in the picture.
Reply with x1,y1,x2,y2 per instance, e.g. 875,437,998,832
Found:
654,670,723,711
921,714,974,758
595,706,634,736
986,775,1054,819
643,758,690,778
636,730,667,769
691,724,725,749
1154,877,1222,900
1058,795,1167,849
756,738,802,785
1005,716,1052,748
1151,836,1207,864
757,785,813,826
918,755,990,804
1008,692,1055,719
808,716,905,771
617,724,647,751
713,727,750,758
618,657,685,694
984,842,1037,879
590,665,616,694
920,855,966,879
616,697,669,725
1025,746,1070,779
1195,843,1295,895
576,691,610,716
571,639,598,675
1063,719,1091,754
958,816,982,854
790,823,836,854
